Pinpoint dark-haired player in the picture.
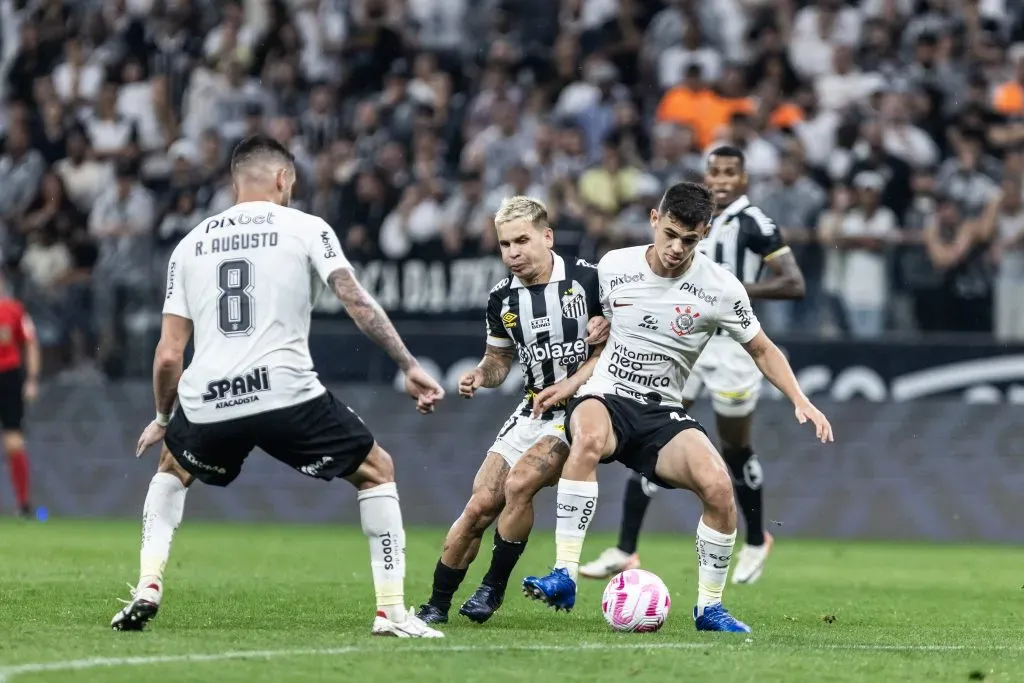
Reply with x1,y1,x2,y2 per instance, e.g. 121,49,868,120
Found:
522,182,831,632
416,196,608,626
0,283,40,518
581,146,805,586
112,135,446,638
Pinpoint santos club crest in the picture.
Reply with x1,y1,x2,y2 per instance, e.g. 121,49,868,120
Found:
670,305,700,336
561,288,586,319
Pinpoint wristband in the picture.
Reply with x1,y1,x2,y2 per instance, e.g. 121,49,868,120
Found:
155,412,171,427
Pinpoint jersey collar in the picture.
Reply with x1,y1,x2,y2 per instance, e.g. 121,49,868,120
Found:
716,194,751,221
510,251,565,289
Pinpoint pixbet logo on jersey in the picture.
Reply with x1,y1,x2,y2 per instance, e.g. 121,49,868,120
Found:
202,366,271,408
670,305,700,336
519,338,588,366
610,272,645,289
679,281,719,306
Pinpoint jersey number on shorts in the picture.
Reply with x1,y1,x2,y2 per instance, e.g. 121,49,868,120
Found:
217,259,255,337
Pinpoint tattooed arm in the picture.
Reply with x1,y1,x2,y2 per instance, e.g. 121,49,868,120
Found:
459,344,516,398
329,267,416,372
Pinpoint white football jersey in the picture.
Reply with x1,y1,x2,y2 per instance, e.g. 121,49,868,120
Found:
163,201,351,423
578,245,761,408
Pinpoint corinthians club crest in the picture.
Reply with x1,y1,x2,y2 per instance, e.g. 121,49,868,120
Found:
561,287,586,319
670,305,700,336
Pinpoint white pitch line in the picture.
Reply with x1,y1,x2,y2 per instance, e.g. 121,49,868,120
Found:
2,641,1022,682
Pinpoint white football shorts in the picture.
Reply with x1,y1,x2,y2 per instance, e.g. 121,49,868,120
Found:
488,401,569,467
681,334,763,417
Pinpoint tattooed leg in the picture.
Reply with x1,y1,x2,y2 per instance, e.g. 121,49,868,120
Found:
440,453,509,570
498,437,570,543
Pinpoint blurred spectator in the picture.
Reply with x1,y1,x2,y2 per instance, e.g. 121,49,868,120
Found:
992,177,1024,340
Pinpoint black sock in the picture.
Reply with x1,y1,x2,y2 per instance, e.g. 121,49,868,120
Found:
723,446,765,546
616,474,653,555
429,559,467,611
481,531,527,596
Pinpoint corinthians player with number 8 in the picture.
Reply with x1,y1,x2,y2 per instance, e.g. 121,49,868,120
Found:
416,196,609,627
522,182,833,632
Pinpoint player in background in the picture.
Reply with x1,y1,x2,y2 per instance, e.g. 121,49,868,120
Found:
0,282,40,518
112,135,446,638
580,147,805,585
521,182,832,632
416,196,609,626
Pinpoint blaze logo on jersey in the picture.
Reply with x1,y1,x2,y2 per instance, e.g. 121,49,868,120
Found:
670,306,700,337
201,366,271,408
502,312,518,329
520,338,588,366
561,288,586,319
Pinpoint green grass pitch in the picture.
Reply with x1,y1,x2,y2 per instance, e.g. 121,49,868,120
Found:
1,519,1021,682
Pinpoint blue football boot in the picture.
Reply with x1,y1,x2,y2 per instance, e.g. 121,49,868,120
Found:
522,568,576,612
693,604,751,632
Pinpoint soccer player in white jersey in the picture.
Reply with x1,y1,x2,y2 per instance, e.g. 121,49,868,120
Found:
111,135,446,638
521,182,832,632
416,196,608,626
581,146,806,584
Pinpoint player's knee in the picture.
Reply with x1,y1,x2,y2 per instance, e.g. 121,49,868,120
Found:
569,427,607,463
697,466,735,515
463,492,502,530
349,443,395,490
504,466,545,504
2,430,24,453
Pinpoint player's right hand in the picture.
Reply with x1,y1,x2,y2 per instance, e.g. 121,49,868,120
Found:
795,399,834,444
531,380,577,418
136,420,167,458
405,364,445,414
458,368,484,399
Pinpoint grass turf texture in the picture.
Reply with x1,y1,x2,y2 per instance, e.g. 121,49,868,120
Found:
0,519,1021,683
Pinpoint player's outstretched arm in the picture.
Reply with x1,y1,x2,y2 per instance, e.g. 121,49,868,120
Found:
742,330,833,443
329,267,445,412
329,267,417,371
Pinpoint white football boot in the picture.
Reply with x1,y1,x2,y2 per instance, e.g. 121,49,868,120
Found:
111,580,162,631
372,607,445,638
578,547,641,580
731,532,774,584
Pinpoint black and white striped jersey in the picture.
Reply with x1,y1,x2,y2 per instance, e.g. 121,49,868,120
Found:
699,195,789,284
485,252,602,418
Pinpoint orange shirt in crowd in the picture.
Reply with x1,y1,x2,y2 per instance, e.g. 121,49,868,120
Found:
993,81,1024,116
655,87,755,148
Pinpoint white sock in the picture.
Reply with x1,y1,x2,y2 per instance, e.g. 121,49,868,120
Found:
139,472,187,590
553,478,598,581
695,516,736,615
357,482,406,622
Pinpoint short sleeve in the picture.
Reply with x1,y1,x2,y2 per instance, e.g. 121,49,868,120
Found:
716,276,761,344
16,305,34,343
741,207,788,260
485,285,513,348
162,242,191,319
596,255,613,319
308,220,352,285
579,259,603,319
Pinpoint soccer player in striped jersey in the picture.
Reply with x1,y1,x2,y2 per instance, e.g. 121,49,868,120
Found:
580,147,807,586
417,196,609,626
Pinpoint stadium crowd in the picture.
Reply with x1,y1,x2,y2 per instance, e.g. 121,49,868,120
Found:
1,0,1023,379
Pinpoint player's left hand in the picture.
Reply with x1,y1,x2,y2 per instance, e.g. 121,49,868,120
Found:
22,378,37,403
584,316,610,345
795,399,833,443
136,420,167,458
531,380,578,418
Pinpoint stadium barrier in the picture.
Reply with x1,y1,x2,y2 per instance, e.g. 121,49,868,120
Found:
24,377,1024,542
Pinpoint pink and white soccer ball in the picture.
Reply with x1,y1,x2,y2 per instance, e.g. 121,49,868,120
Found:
601,569,671,632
